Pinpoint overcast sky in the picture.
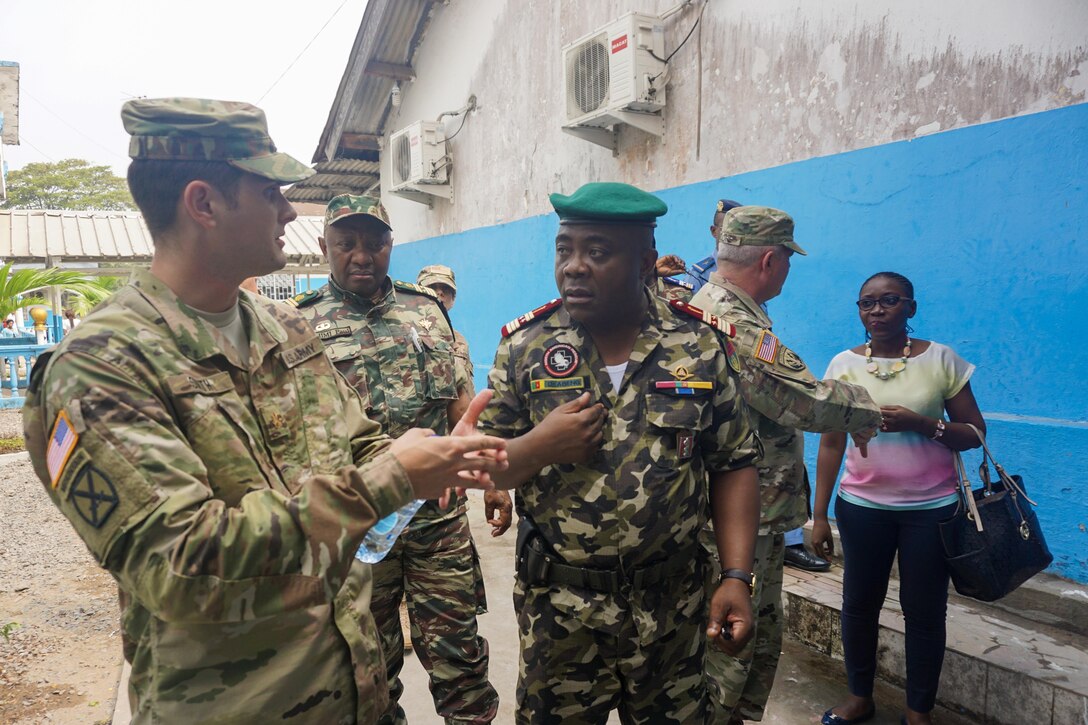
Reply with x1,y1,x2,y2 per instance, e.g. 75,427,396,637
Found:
1,0,369,177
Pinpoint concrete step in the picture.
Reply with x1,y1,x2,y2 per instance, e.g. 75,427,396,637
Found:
784,564,1088,725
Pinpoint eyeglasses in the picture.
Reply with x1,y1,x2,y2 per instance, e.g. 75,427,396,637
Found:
856,294,912,311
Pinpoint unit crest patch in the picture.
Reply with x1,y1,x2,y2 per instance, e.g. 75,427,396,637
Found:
543,343,580,377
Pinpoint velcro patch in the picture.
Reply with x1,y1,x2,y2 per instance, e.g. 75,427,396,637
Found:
316,327,353,341
754,330,779,364
68,464,119,529
280,339,324,368
530,377,586,393
47,410,79,488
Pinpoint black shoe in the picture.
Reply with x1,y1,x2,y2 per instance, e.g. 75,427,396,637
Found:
784,545,831,572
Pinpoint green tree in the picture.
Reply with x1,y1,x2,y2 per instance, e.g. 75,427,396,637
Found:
1,158,134,210
0,262,117,321
66,275,125,317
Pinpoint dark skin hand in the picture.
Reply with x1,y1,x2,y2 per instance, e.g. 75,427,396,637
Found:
483,488,513,536
488,391,606,490
704,466,760,654
655,254,687,277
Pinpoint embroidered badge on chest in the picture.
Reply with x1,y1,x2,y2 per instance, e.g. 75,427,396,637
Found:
530,377,586,393
314,321,333,332
543,343,580,377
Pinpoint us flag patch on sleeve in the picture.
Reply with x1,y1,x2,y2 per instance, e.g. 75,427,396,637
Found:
754,330,779,364
47,410,79,488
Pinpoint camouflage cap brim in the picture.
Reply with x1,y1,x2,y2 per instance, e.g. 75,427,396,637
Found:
783,239,808,256
229,153,314,183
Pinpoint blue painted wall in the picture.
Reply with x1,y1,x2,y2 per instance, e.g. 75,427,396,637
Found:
388,103,1088,582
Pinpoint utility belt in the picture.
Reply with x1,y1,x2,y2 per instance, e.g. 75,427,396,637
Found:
515,517,698,593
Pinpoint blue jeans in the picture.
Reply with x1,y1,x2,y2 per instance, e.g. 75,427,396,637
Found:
835,496,957,713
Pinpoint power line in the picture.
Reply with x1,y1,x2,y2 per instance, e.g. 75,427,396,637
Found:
23,89,128,161
13,134,55,162
256,0,351,104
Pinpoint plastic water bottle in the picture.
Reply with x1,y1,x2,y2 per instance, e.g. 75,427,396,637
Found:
355,499,424,563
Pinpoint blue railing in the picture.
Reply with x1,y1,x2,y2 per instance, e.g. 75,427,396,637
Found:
0,338,52,408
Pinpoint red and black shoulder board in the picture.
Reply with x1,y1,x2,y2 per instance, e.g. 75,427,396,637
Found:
500,298,562,338
669,299,736,337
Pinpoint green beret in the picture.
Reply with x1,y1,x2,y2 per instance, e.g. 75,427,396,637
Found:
549,182,668,226
718,205,807,255
121,97,313,183
324,193,392,231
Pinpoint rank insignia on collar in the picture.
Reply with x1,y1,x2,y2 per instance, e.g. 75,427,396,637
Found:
530,377,587,393
543,343,579,377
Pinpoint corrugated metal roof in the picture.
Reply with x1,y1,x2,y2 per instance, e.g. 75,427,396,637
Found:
0,210,325,265
286,0,439,203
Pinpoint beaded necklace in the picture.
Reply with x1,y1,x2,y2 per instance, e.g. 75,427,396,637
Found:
865,337,911,380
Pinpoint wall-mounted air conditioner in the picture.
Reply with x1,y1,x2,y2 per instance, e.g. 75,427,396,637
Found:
389,120,452,204
561,12,667,150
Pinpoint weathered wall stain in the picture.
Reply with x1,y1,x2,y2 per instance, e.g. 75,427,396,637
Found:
386,1,1087,243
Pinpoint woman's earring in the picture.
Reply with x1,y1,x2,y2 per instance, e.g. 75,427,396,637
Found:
906,323,915,334
864,330,871,342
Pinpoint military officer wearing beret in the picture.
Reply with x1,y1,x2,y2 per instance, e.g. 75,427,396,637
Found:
690,206,881,724
294,195,506,724
22,98,507,724
477,182,762,724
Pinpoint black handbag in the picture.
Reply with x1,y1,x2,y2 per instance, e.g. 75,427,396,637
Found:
938,424,1052,602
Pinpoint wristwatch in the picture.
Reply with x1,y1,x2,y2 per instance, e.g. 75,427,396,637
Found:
718,568,756,596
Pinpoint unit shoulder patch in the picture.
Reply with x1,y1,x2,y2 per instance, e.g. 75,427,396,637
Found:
668,299,736,337
393,280,439,300
287,289,321,308
500,299,562,338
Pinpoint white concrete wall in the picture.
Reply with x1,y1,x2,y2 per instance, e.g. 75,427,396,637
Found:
380,0,1088,243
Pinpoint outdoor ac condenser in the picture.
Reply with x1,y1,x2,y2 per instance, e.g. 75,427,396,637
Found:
388,120,452,203
561,12,667,150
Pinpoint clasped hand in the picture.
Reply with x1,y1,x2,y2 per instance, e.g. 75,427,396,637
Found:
532,391,606,465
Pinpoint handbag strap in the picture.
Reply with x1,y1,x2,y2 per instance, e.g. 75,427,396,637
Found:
951,448,985,533
963,423,1038,506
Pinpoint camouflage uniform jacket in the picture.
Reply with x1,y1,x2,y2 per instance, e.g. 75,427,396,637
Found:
23,269,412,725
690,275,881,533
452,329,475,396
479,291,760,645
296,276,470,528
653,275,694,302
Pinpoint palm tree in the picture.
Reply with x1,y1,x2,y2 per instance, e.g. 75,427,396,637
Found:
0,261,118,322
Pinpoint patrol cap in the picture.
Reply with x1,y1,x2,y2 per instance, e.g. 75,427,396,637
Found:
718,205,807,256
324,193,392,232
121,98,313,183
549,182,668,227
417,264,457,292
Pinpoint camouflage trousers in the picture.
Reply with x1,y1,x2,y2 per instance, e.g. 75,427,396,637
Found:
704,531,785,723
373,512,498,725
513,582,709,725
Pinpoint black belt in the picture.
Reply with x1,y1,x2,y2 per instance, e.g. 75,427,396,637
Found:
517,533,696,593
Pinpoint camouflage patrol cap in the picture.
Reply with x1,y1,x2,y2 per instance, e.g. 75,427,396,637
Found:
417,264,456,292
324,193,392,232
550,182,667,227
121,98,314,183
718,205,807,255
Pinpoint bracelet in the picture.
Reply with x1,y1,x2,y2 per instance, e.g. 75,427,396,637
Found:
931,419,946,440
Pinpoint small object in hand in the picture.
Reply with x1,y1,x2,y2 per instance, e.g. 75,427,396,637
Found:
931,418,946,440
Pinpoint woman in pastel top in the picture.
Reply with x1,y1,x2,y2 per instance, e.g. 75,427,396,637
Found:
812,272,985,725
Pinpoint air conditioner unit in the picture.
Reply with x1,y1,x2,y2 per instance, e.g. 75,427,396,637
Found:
388,120,452,203
561,12,667,150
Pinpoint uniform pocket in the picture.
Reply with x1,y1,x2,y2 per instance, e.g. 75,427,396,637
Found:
419,335,458,402
644,392,710,432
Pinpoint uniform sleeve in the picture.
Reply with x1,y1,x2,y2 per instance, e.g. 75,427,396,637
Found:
453,334,476,398
941,344,976,399
737,335,881,434
701,339,762,473
477,336,531,439
24,351,413,625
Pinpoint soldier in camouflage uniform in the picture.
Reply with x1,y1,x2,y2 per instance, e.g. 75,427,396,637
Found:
22,98,507,725
652,253,695,302
294,195,509,724
417,265,475,395
477,182,763,724
690,206,881,723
